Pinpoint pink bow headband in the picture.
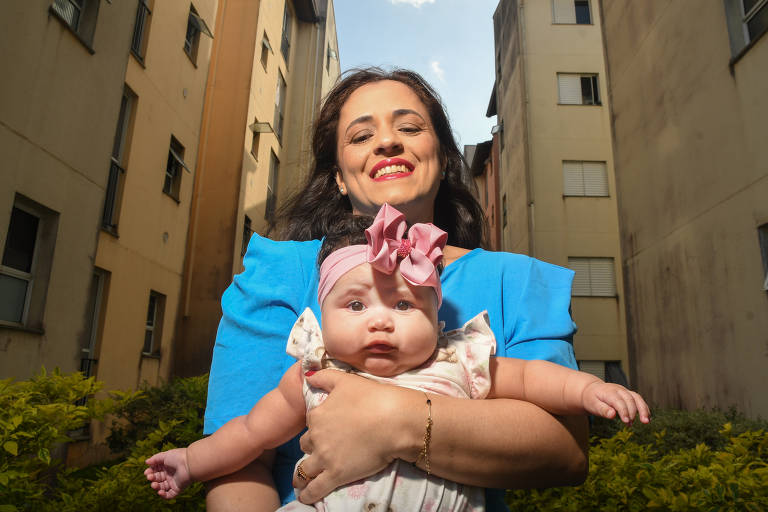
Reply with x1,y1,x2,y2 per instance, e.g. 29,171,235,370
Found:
317,204,448,307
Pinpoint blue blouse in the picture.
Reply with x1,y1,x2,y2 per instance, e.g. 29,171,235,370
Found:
205,234,577,511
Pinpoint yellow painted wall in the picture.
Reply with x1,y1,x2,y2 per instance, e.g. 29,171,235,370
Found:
94,0,218,392
495,0,628,374
176,0,340,377
600,0,768,416
0,1,134,379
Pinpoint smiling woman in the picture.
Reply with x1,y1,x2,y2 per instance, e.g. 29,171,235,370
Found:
203,68,588,512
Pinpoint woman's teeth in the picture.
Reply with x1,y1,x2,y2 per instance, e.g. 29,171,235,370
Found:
373,165,411,179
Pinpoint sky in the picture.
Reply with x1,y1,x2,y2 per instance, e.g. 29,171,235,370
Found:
333,0,499,149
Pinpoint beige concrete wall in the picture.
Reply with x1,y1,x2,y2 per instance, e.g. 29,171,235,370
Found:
0,1,134,379
600,0,768,416
495,0,628,373
94,0,217,391
176,0,340,377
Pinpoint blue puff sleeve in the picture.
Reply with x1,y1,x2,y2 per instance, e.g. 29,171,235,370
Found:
204,234,322,434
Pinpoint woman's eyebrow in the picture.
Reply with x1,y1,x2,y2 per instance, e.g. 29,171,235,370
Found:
344,115,373,135
392,108,425,121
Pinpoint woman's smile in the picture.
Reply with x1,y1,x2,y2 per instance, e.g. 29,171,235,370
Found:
370,158,415,181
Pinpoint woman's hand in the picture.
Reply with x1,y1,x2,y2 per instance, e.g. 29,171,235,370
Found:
292,370,423,504
293,369,589,503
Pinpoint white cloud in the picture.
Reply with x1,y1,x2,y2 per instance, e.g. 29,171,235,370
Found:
430,60,445,82
389,0,436,7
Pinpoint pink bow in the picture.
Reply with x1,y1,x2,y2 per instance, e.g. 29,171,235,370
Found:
316,204,448,307
365,204,448,307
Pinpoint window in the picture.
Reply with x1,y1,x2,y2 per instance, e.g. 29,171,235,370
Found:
249,119,272,160
164,136,189,201
131,0,152,62
266,151,280,221
725,0,768,56
557,73,600,105
552,0,591,24
568,257,616,296
280,2,293,64
103,87,135,232
261,33,272,70
274,72,287,142
0,196,59,328
50,0,99,48
242,215,252,257
143,291,165,356
502,193,508,228
81,268,108,378
758,223,768,290
184,4,212,64
563,161,609,196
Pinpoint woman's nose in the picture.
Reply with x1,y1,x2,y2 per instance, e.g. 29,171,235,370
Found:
373,128,403,156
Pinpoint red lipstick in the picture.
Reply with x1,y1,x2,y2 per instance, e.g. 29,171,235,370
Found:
369,158,415,181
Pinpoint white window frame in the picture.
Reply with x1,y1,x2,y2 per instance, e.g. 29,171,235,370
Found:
563,161,609,197
557,73,601,105
741,0,768,43
552,0,592,25
568,257,617,297
0,205,39,325
143,291,165,356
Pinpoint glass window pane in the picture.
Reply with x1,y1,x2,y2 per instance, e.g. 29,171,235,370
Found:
0,273,28,323
146,295,156,325
2,207,39,272
743,0,760,15
746,2,768,40
575,1,591,24
143,329,153,353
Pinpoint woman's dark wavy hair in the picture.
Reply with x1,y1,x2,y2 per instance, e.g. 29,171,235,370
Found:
269,67,487,249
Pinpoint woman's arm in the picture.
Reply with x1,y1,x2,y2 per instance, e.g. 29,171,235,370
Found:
293,370,589,504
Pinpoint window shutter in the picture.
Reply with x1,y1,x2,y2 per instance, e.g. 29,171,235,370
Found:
563,161,585,195
589,259,616,296
579,360,606,381
568,258,591,295
583,162,609,196
553,0,576,23
558,74,582,104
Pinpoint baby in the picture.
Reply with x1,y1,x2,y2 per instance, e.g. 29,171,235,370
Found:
145,204,650,511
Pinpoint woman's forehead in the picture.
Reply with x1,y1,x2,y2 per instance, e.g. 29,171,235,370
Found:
340,80,428,120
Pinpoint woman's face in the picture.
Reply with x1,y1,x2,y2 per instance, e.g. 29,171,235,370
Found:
335,80,442,224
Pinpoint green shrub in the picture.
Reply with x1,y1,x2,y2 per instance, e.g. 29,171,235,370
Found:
0,368,129,511
590,407,768,452
507,424,768,511
107,374,208,454
0,369,206,511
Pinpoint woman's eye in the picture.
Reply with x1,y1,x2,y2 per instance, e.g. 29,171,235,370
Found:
350,132,372,144
399,125,421,134
347,300,365,311
395,300,412,311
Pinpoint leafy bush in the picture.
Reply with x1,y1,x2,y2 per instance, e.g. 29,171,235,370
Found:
590,407,768,452
107,374,208,454
507,424,768,511
0,369,206,511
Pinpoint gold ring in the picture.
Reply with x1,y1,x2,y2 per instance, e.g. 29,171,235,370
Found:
296,461,310,481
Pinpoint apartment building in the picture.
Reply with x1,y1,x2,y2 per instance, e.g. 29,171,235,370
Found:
599,0,768,416
490,0,628,382
174,0,341,377
0,1,136,380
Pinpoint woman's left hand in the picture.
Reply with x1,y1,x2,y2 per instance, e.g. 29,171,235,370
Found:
292,369,422,504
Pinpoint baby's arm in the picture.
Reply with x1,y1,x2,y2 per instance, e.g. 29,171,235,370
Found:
145,362,306,499
487,358,650,424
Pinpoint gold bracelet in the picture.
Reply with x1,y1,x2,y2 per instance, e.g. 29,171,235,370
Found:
414,393,433,475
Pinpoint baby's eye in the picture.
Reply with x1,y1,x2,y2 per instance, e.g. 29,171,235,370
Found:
347,300,365,312
395,300,412,311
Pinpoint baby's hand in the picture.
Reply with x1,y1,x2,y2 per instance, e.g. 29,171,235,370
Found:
582,381,651,425
144,448,192,499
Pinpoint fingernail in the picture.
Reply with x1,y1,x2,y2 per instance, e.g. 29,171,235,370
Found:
304,370,316,377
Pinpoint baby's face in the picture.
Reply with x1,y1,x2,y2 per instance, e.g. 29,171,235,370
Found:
320,263,439,377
